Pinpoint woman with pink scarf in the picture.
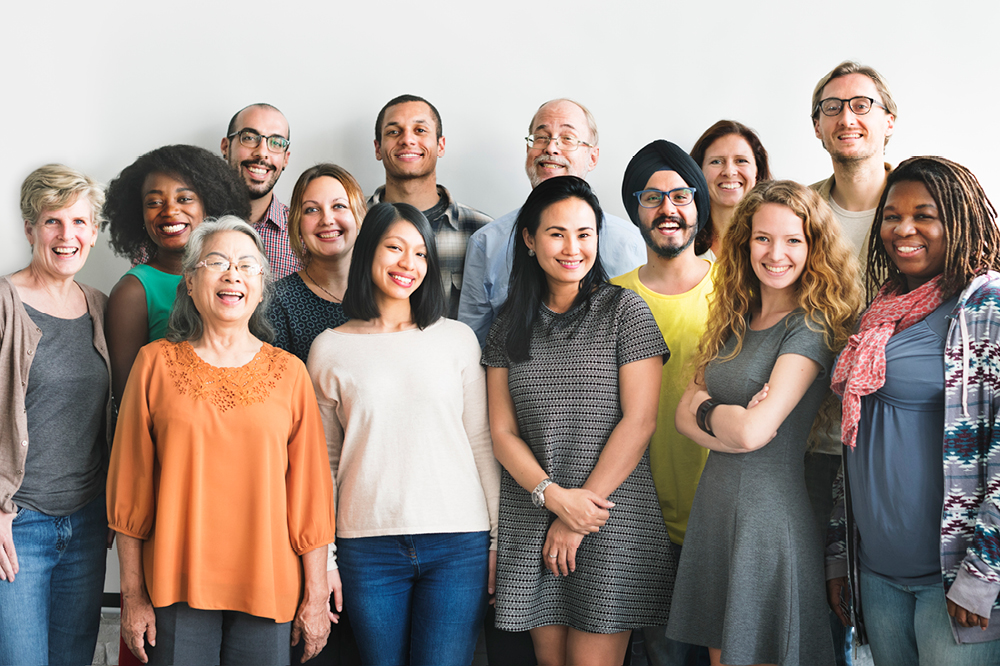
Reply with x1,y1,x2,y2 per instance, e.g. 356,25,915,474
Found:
827,156,1000,665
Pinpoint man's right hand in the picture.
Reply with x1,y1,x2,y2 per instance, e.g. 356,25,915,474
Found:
827,576,852,627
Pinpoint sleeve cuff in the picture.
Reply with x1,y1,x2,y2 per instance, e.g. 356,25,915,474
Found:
947,565,1000,618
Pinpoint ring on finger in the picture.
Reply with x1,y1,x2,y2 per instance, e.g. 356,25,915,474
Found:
548,553,557,559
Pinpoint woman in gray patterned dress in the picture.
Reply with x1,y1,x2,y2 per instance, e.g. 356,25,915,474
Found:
668,181,863,666
483,176,674,666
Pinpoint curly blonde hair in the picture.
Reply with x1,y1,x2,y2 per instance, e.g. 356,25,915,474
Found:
696,180,863,372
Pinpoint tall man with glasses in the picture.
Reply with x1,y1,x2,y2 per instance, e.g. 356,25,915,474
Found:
811,61,897,261
369,94,491,318
613,140,713,666
221,102,300,279
458,98,644,346
810,61,893,666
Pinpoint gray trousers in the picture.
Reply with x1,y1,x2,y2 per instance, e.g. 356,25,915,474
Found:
146,602,292,666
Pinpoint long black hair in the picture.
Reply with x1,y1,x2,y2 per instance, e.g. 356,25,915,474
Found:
342,201,446,328
500,175,607,362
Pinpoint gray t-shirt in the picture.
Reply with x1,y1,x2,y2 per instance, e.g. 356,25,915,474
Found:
14,304,108,515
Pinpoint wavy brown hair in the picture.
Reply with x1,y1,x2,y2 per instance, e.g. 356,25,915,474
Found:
696,180,863,372
288,163,367,266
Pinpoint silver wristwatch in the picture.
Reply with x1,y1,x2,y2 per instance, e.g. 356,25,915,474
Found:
531,478,554,508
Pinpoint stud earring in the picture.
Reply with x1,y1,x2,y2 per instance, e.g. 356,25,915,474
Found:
528,248,535,257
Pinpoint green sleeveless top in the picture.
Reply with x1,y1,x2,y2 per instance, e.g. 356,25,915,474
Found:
124,264,183,341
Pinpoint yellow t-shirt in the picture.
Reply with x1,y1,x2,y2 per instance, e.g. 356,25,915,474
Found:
612,263,715,544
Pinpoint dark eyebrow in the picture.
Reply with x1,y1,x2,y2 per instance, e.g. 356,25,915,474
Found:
543,224,595,232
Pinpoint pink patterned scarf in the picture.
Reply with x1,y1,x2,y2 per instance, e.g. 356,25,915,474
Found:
831,275,945,448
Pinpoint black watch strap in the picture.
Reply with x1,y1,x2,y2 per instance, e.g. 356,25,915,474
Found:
696,398,720,436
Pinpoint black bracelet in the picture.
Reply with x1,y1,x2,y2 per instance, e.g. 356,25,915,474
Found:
696,398,720,436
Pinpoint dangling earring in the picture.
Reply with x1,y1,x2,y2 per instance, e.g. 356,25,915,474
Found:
528,248,535,257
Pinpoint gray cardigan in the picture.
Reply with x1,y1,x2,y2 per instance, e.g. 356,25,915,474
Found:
0,275,112,514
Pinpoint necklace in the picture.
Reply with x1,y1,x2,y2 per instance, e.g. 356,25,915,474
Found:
304,267,344,303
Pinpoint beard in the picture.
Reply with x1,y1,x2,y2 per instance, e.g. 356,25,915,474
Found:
641,215,697,259
239,159,281,200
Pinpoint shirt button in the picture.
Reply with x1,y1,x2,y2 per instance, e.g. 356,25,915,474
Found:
26,350,32,355
15,470,22,476
20,440,27,446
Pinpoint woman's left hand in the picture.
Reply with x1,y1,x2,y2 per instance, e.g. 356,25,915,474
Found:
543,518,585,577
291,592,331,662
948,599,990,630
327,569,343,623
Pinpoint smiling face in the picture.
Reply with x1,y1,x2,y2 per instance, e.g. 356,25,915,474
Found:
222,105,290,200
25,196,99,281
299,176,359,261
813,73,894,165
880,180,946,291
524,100,599,189
142,172,205,255
523,196,598,293
375,101,445,181
186,230,264,329
370,219,428,304
636,170,699,259
701,134,758,210
749,203,809,297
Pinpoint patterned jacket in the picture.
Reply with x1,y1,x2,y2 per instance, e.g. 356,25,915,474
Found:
826,272,1000,645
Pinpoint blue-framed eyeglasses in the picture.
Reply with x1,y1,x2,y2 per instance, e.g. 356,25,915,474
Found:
633,188,697,208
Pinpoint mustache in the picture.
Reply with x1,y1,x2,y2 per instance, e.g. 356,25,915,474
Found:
533,155,571,169
653,215,692,229
241,159,274,171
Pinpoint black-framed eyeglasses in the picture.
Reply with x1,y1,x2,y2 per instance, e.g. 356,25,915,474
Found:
815,96,887,117
634,188,697,208
228,129,290,153
196,259,265,277
525,134,594,152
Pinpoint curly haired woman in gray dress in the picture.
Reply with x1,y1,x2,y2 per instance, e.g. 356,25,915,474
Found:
669,181,863,666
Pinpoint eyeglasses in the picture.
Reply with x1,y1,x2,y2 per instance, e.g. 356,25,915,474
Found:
634,188,697,208
196,259,265,277
815,96,887,117
525,134,594,152
228,129,290,154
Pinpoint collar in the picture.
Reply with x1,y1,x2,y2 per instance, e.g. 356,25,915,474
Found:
258,194,288,231
367,185,458,230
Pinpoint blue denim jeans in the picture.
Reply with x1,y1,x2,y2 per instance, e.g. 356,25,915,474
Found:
338,531,490,666
860,569,1000,666
0,492,107,666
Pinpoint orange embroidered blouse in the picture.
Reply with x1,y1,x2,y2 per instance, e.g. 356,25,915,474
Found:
107,340,335,623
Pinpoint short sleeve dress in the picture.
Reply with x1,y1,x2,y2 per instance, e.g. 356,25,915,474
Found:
666,310,836,666
482,284,676,633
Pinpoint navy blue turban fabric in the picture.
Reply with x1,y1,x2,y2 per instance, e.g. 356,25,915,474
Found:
621,139,710,233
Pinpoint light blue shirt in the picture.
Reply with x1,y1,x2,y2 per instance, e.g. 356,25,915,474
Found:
458,208,646,346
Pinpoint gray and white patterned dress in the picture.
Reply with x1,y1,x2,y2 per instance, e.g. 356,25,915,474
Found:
482,284,675,633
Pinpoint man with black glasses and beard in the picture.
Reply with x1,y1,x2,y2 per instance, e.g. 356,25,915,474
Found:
611,139,714,666
221,102,300,279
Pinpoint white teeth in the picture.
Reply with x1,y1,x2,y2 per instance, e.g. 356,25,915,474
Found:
896,246,922,255
839,133,862,140
392,274,414,285
218,291,243,298
718,183,741,190
247,166,268,174
161,224,185,234
657,222,679,230
558,260,581,268
765,265,790,274
53,248,78,255
318,231,343,239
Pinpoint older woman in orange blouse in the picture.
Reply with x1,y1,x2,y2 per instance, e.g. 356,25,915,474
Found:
107,217,336,666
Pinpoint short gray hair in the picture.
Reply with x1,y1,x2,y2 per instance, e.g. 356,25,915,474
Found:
166,216,274,343
528,98,599,146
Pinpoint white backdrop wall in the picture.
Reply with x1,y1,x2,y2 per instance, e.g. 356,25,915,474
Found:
3,0,998,288
2,0,998,593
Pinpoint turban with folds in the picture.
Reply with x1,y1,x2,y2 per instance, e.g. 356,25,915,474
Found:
621,139,710,233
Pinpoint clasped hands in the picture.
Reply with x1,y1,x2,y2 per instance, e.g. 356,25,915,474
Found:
541,484,613,577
